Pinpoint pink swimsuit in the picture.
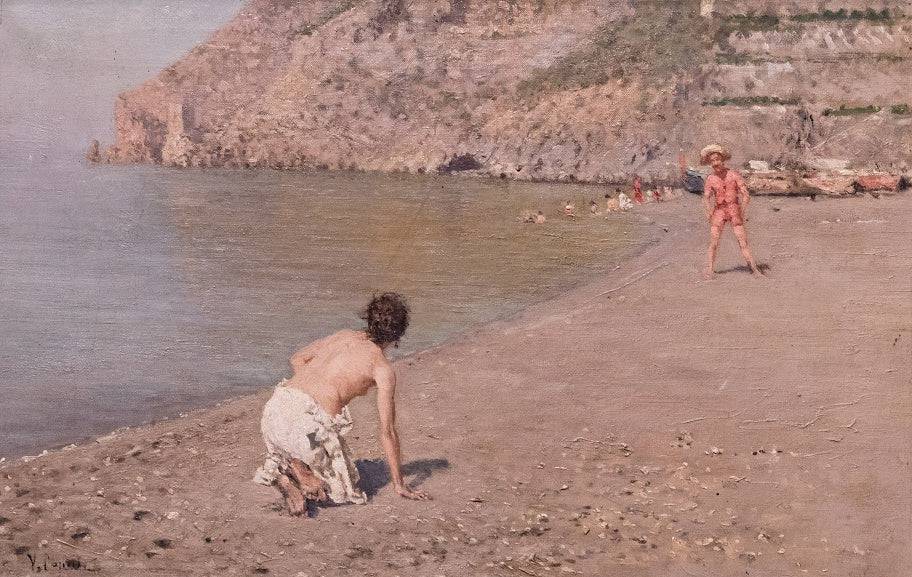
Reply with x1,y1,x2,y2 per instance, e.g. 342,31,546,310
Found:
706,170,745,227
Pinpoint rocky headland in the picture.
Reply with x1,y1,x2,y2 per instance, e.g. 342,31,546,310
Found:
95,0,912,184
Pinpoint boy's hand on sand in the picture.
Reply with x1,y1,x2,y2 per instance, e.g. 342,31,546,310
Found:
397,486,431,500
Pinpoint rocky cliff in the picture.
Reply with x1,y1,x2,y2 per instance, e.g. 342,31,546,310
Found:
103,0,912,182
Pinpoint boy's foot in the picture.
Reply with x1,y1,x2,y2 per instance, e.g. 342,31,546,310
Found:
288,459,329,502
276,474,306,516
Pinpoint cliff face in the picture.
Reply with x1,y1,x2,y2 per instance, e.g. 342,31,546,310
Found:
106,0,912,181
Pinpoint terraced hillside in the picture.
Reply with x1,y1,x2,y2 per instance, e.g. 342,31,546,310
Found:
103,0,912,182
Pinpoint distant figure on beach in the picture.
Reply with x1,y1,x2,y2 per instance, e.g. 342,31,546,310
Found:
564,201,576,218
589,199,600,215
618,191,633,211
633,175,644,204
521,210,547,224
254,293,429,515
605,193,620,213
701,144,762,279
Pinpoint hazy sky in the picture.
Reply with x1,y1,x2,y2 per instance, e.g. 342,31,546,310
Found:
0,0,244,166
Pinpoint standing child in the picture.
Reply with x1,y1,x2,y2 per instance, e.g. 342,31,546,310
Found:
633,175,645,204
700,144,762,279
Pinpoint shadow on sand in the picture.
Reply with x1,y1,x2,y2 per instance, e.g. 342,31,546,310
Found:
716,262,771,275
356,458,450,497
300,458,449,517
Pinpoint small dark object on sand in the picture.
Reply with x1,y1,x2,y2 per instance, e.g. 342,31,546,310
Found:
684,169,705,193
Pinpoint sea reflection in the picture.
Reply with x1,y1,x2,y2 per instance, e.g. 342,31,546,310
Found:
1,165,644,457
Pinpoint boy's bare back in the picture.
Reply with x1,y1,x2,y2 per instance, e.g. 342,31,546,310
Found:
284,329,392,417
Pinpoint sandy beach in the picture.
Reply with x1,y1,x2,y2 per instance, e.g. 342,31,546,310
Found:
1,192,909,577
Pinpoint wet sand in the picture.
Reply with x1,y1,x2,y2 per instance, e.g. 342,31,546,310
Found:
1,193,909,577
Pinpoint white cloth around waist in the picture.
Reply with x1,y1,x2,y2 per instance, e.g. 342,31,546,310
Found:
253,381,367,505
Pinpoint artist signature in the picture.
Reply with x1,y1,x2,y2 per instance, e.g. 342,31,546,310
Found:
18,551,85,573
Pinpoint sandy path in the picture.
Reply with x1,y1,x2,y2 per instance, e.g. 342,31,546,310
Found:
1,193,909,577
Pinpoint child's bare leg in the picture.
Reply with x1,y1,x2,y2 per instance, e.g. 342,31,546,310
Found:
288,458,328,501
732,225,762,275
704,222,723,279
276,473,306,516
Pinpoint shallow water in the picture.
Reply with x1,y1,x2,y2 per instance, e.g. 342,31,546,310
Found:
0,164,649,457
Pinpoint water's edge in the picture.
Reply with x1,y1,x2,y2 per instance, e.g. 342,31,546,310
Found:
5,220,664,463
1,165,658,458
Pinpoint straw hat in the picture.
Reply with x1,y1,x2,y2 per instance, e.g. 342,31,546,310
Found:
700,144,732,165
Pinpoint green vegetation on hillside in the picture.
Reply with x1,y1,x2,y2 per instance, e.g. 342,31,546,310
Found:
712,11,786,54
822,104,881,116
721,12,780,36
820,104,911,116
714,51,906,65
517,1,708,98
791,9,892,23
872,53,906,63
704,96,799,107
713,9,899,60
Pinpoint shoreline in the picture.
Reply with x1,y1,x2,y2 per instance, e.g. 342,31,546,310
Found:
87,159,912,197
3,205,667,465
1,193,908,577
0,164,660,461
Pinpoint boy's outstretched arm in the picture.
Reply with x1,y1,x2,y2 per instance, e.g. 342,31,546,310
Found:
375,360,430,501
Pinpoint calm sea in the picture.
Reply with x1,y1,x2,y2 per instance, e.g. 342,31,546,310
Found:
0,163,648,457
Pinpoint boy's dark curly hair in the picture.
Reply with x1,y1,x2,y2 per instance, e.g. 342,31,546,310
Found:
362,292,410,346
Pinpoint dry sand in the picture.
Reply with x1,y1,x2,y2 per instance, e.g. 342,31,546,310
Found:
1,193,909,577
